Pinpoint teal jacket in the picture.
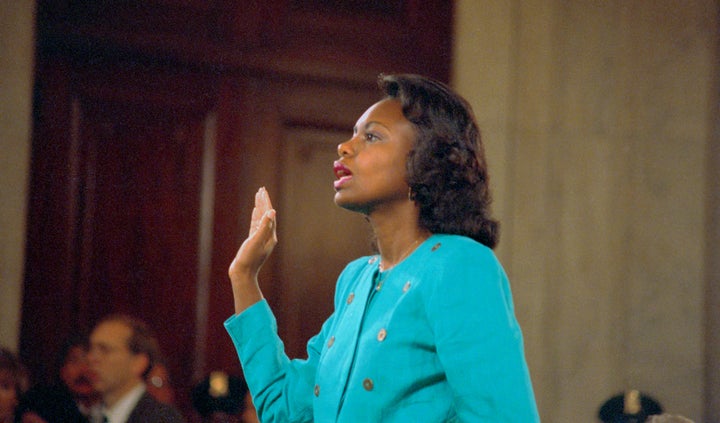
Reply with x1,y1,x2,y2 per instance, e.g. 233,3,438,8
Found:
225,234,540,422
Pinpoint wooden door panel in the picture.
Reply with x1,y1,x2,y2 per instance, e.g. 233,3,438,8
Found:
79,102,205,412
80,103,202,323
82,99,210,417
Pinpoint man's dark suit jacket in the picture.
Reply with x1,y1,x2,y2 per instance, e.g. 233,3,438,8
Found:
126,392,185,423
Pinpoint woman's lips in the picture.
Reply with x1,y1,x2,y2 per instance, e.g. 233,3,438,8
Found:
333,162,352,189
334,175,352,190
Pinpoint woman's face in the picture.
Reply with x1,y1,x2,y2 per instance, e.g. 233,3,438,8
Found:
0,371,18,422
333,98,416,214
60,345,95,398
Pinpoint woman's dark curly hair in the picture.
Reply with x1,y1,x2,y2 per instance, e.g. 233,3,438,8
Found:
379,74,499,248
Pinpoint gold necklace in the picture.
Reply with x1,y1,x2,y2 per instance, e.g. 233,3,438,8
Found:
378,236,425,272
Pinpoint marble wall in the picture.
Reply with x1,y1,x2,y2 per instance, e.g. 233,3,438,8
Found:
453,1,718,421
0,1,35,351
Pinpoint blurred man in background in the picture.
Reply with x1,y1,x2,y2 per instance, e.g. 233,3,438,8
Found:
88,315,184,423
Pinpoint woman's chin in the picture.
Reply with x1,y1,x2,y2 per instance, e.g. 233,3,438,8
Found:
333,194,369,215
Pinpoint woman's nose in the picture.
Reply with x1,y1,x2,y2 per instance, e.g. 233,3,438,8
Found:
337,138,353,157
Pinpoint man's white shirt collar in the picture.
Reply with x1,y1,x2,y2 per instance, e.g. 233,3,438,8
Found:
103,383,146,423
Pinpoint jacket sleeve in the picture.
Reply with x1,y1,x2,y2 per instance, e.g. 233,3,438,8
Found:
224,259,367,423
423,243,540,422
225,300,327,423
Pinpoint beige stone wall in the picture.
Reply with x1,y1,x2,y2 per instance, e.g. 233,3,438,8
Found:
453,1,718,421
0,1,35,351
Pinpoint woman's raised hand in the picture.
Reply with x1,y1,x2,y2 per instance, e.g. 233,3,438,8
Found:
228,187,277,314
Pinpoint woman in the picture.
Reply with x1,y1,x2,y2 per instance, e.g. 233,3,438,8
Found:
225,74,539,422
0,348,28,423
15,335,101,423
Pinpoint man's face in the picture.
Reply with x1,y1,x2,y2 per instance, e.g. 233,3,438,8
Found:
60,345,95,398
88,321,146,401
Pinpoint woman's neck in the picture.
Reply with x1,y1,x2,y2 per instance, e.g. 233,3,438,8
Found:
369,202,429,271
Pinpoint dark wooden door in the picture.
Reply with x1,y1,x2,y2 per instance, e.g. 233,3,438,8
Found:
22,59,218,415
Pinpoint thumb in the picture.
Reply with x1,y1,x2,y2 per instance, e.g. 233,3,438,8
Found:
254,209,277,245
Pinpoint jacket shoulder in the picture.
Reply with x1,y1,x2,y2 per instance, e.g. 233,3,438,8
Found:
127,393,185,423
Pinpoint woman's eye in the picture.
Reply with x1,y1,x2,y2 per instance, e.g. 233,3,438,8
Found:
364,132,380,142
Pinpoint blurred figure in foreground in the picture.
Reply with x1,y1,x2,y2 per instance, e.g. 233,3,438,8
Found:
16,335,102,423
598,390,663,423
191,372,258,423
